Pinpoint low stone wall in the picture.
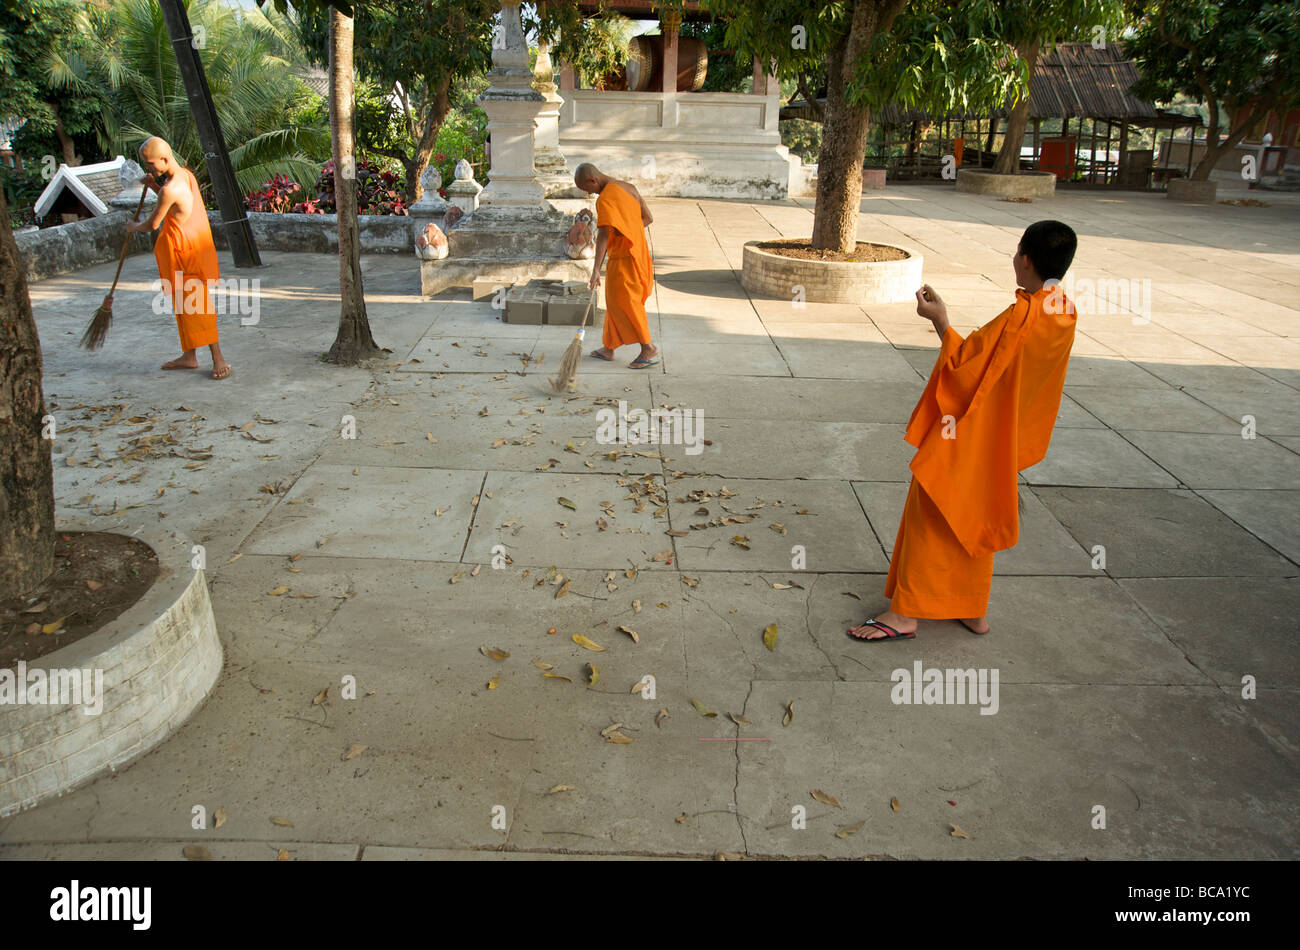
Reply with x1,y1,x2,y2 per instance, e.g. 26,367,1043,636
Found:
0,530,222,817
208,210,422,255
1166,179,1218,202
956,168,1057,199
741,241,924,305
15,209,424,283
14,211,154,283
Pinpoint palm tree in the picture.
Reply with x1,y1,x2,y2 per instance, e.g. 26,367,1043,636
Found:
48,0,329,199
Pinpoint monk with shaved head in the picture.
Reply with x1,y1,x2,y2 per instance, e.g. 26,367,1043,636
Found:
574,163,658,368
128,136,231,379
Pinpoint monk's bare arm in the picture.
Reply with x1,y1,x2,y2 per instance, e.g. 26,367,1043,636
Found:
130,182,178,233
589,225,611,289
916,284,952,338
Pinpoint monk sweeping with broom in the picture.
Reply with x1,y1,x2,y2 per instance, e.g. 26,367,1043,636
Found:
573,163,657,369
125,136,231,380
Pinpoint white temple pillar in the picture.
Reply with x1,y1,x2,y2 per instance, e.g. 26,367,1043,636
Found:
476,1,546,208
533,34,576,197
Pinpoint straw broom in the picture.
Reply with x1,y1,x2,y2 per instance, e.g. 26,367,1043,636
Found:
80,188,149,350
549,289,597,392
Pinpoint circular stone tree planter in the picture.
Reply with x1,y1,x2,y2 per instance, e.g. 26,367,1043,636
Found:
741,241,924,305
862,167,887,191
956,167,1057,199
0,530,221,817
1167,179,1218,202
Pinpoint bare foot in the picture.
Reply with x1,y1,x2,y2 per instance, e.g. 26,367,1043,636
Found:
161,356,198,370
212,361,232,380
629,343,659,367
847,608,917,640
590,347,615,361
959,617,990,635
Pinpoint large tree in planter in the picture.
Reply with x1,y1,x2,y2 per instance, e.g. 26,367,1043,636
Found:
292,0,499,205
988,0,1127,176
1126,0,1300,182
702,0,1018,253
0,188,55,599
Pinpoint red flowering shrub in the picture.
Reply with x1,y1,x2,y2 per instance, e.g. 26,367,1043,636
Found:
244,173,301,213
246,159,409,216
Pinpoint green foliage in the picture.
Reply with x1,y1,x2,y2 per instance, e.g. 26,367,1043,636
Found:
680,18,753,93
531,3,638,88
40,0,329,201
0,0,111,165
1127,1,1300,114
780,118,823,163
0,163,46,229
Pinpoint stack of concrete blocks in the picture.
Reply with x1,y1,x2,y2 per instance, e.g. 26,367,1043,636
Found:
498,278,600,327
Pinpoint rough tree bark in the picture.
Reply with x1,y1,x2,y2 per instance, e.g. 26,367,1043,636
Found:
325,8,383,365
0,189,56,600
992,39,1041,175
810,0,907,252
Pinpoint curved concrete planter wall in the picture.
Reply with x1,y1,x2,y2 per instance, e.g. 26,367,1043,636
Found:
956,168,1057,199
0,531,221,817
741,241,923,305
1167,179,1218,202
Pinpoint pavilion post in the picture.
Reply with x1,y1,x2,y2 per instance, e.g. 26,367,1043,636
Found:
660,9,680,94
1032,118,1040,168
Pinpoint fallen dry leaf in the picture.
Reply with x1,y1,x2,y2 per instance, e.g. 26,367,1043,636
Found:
557,496,577,511
267,585,289,597
542,672,572,682
312,687,328,706
891,797,900,813
85,579,104,592
632,599,642,613
555,579,571,599
811,789,842,809
783,699,794,727
479,646,510,660
41,616,68,634
728,712,751,726
270,817,294,827
182,845,211,861
546,784,575,795
762,623,778,651
571,633,605,652
583,663,599,686
213,807,227,829
835,821,866,839
276,849,290,861
341,743,366,761
690,698,717,718
617,625,639,644
656,708,669,728
950,824,974,840
532,659,554,671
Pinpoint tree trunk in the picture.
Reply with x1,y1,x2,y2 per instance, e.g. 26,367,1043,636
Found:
406,80,453,204
0,189,56,600
325,9,382,365
810,0,906,252
1189,93,1269,182
992,39,1041,175
52,107,79,166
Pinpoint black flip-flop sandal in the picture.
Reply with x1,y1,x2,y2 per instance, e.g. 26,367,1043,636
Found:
847,619,915,642
589,349,614,361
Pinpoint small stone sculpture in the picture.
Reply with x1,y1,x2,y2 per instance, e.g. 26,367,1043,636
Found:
414,221,448,260
565,208,596,260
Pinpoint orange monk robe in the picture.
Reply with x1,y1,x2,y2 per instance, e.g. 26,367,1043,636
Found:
884,286,1076,619
155,167,220,351
595,183,654,348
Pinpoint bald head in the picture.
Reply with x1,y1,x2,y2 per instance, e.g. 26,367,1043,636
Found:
574,162,605,195
139,136,179,182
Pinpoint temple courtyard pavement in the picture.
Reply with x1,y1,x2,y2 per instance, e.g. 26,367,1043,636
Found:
1,182,1296,860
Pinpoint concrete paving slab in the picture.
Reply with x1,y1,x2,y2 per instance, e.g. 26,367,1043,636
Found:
0,841,361,860
244,464,484,561
465,470,673,570
1033,487,1296,577
1135,359,1284,392
1119,431,1300,489
1198,490,1300,565
650,375,924,424
771,339,925,381
734,681,1295,859
666,477,889,573
1185,387,1300,436
659,419,913,482
1020,428,1179,488
664,342,790,376
1066,385,1239,433
1119,578,1300,688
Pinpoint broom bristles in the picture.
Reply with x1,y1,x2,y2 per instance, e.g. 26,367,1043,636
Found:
80,296,114,351
550,334,583,392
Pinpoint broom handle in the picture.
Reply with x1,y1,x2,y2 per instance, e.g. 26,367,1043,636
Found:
105,188,149,297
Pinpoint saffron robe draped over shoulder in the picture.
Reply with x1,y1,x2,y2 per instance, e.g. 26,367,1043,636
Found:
596,182,653,348
884,287,1076,619
155,167,220,351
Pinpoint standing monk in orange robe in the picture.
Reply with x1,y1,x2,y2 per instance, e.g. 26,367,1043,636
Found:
127,136,231,379
573,163,658,368
849,220,1079,641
